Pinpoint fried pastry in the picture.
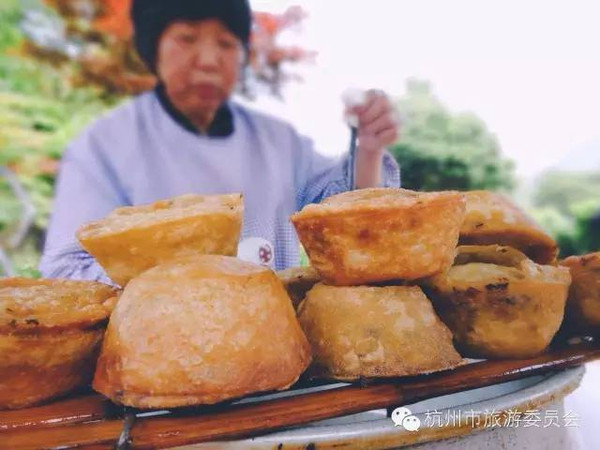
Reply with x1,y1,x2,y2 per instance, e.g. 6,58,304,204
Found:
291,188,466,285
276,266,321,309
77,193,243,286
560,252,600,337
423,245,571,359
93,255,312,408
0,278,118,410
460,191,558,264
297,284,462,380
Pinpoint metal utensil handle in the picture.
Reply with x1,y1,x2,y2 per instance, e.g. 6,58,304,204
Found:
348,126,358,190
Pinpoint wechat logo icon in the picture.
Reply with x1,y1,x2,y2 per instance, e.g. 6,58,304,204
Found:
391,407,421,431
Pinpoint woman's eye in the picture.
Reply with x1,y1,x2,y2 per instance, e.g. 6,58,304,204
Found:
218,38,237,50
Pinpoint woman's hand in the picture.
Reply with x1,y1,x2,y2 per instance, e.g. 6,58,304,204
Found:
346,90,401,188
350,90,400,155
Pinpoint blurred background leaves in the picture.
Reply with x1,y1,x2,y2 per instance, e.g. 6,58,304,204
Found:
390,79,515,192
1,0,118,276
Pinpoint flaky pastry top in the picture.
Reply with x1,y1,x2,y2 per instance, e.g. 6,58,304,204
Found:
0,278,118,332
77,193,243,239
292,188,464,219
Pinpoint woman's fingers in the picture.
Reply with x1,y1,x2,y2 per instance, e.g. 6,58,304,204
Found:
358,91,390,126
362,113,397,136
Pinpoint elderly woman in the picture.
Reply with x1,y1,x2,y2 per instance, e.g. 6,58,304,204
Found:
40,0,400,281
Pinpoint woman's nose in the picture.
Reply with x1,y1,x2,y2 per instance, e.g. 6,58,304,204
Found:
192,42,220,71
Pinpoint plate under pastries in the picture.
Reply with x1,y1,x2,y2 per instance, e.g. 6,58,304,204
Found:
291,188,466,285
423,245,571,359
93,255,312,408
560,252,600,337
297,284,463,380
460,191,558,264
276,266,321,309
77,193,243,286
0,278,118,410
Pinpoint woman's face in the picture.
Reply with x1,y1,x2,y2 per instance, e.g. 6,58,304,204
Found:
156,19,243,126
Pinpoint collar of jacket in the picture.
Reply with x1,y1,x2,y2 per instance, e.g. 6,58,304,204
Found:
155,84,234,137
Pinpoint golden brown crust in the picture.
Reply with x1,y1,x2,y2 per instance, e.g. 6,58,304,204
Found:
93,255,312,408
276,266,321,310
77,193,243,286
0,278,116,410
560,252,600,336
291,188,466,285
0,278,118,332
423,245,571,359
0,329,103,409
297,284,463,380
460,191,558,264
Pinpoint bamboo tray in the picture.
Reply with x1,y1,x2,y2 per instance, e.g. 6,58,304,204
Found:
0,340,598,450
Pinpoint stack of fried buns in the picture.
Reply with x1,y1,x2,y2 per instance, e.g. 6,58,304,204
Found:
77,193,312,408
423,191,574,358
291,188,466,379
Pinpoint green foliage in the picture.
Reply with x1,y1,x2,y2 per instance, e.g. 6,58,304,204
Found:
532,170,600,217
0,179,21,234
531,171,600,257
7,235,42,278
392,144,472,191
391,79,515,192
0,0,119,273
0,0,21,53
553,212,600,258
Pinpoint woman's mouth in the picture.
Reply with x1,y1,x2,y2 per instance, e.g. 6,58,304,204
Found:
193,83,221,100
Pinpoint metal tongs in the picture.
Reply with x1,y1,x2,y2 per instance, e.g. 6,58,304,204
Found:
342,89,368,190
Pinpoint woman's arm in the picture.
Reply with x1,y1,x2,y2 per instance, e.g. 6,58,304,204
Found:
295,90,401,208
39,129,128,283
295,140,400,210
